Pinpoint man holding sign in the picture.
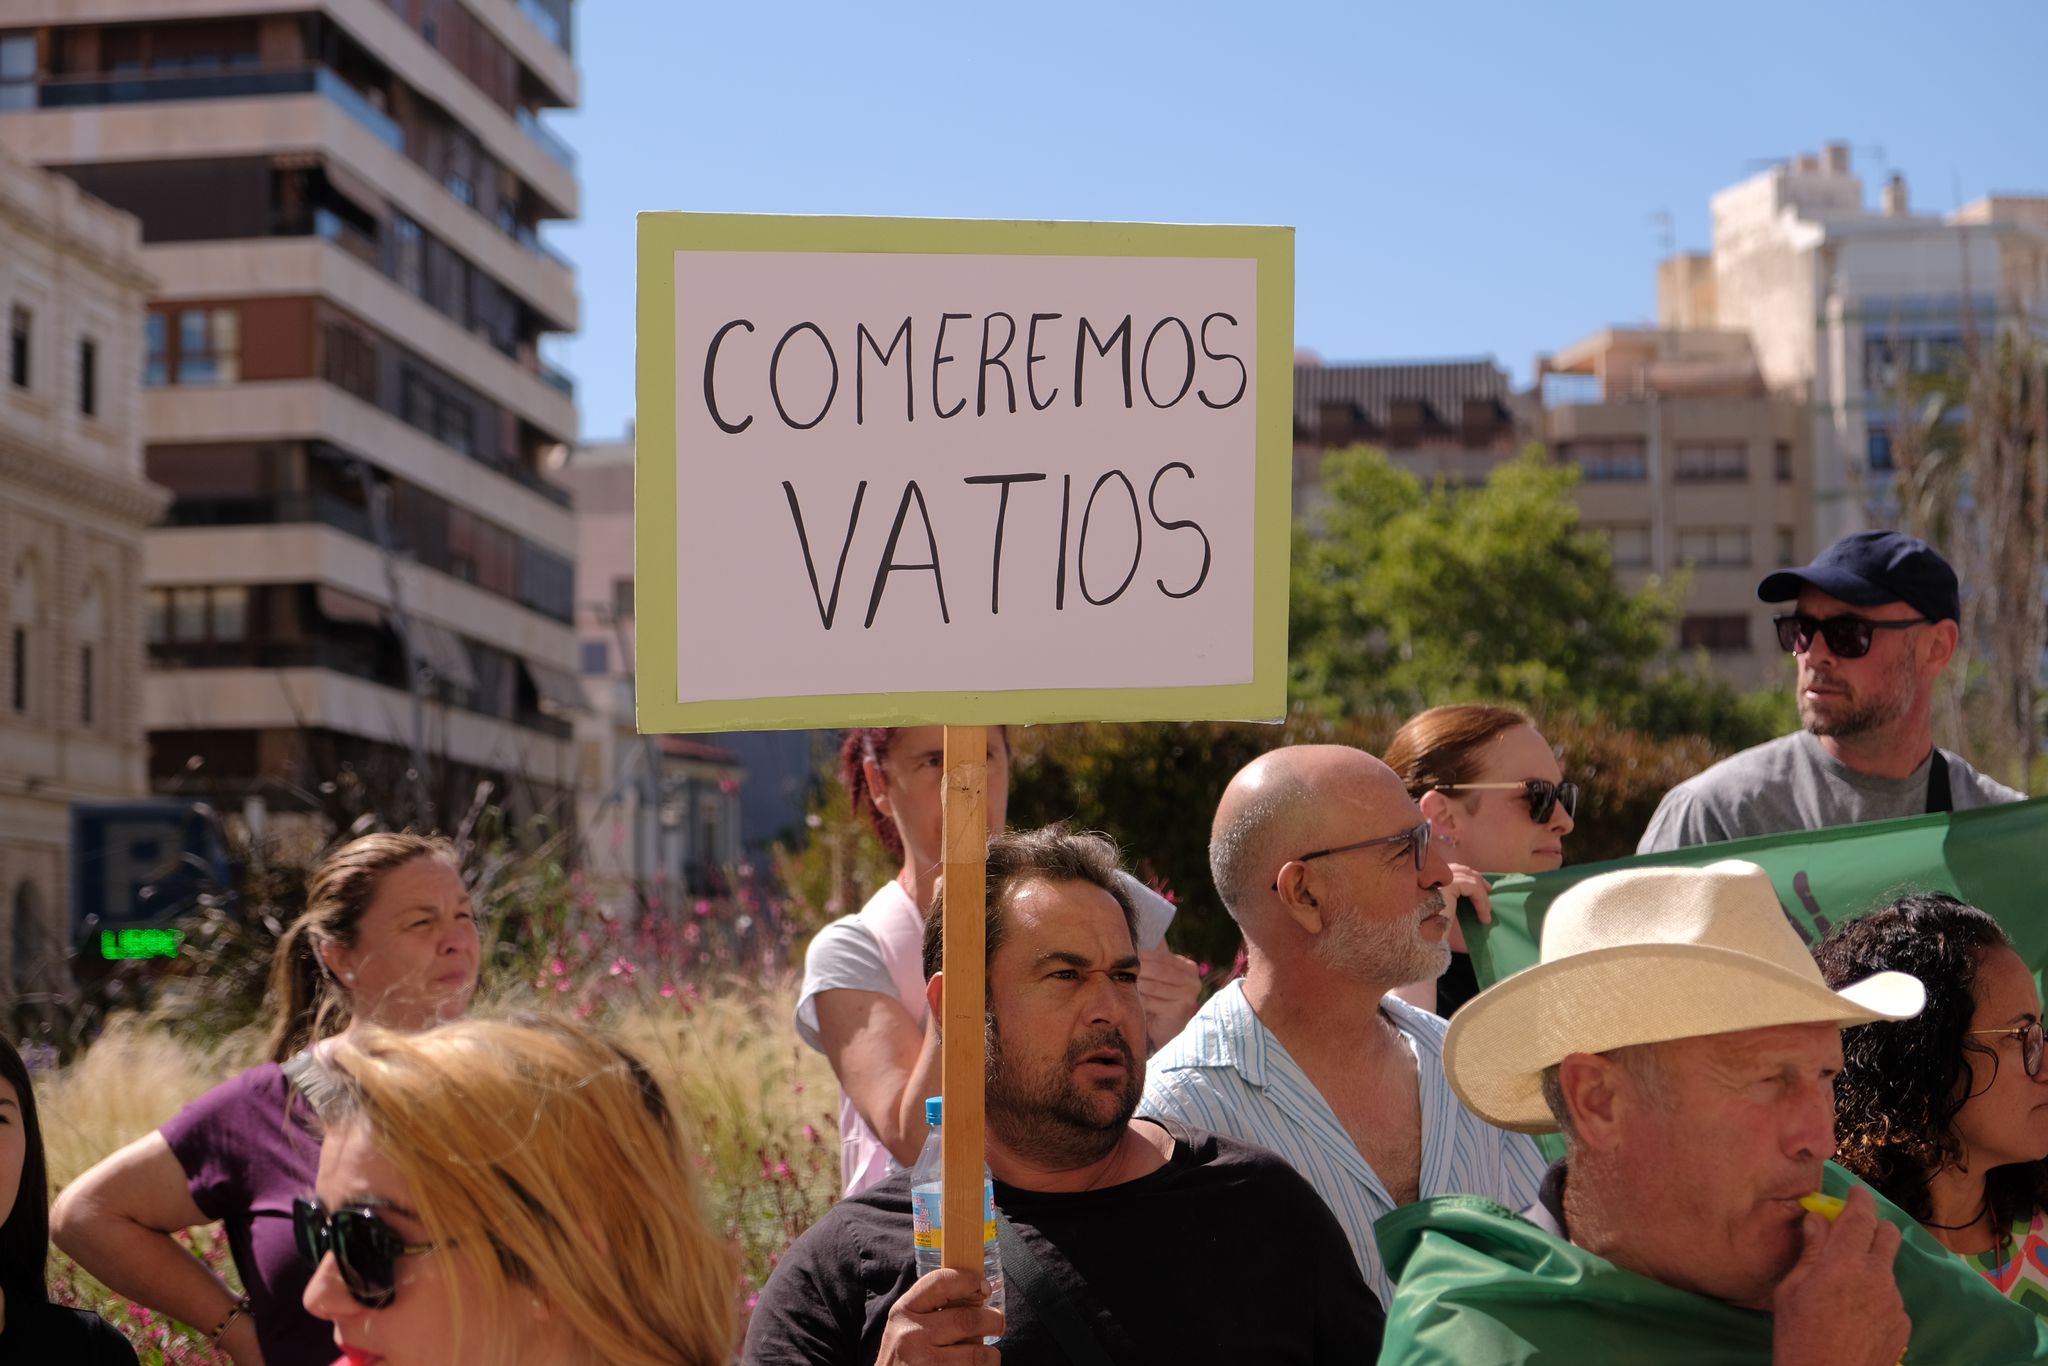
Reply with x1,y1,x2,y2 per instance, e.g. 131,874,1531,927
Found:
743,826,1381,1365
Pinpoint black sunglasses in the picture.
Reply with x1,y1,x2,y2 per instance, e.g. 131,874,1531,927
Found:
1967,1021,2046,1079
294,1197,441,1309
1273,820,1431,890
1431,779,1579,825
1773,613,1929,660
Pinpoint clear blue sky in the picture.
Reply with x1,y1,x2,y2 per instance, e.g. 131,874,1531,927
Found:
546,0,2048,444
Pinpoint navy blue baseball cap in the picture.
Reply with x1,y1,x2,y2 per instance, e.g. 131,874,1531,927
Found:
1757,531,1959,623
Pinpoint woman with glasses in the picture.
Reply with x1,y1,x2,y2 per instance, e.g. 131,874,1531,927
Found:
800,725,1199,1196
0,1035,137,1363
1816,893,2048,1317
1383,705,1577,1016
54,833,482,1366
298,1016,735,1365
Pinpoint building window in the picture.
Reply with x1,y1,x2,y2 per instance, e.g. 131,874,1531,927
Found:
1600,525,1652,568
612,576,635,620
1680,614,1752,653
211,585,247,641
79,644,94,724
1777,527,1796,566
1774,442,1793,483
79,338,97,416
143,313,168,386
7,625,23,713
151,586,246,644
1676,528,1751,567
8,305,28,389
0,34,34,111
1674,442,1747,482
174,308,239,384
1868,426,1895,473
1561,441,1646,482
579,639,609,675
394,217,424,295
77,578,103,727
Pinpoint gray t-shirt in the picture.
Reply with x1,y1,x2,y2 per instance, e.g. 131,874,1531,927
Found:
1637,729,2024,854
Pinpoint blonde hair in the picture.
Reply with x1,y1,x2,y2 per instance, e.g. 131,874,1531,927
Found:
313,1016,736,1365
264,832,461,1064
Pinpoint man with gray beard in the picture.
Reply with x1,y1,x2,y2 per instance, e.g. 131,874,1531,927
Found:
1638,531,2020,853
1140,745,1548,1305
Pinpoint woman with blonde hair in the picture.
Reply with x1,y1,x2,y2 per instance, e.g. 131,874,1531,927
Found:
299,1016,735,1366
54,832,481,1365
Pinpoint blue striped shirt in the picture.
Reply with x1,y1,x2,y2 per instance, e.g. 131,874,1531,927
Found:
1140,981,1548,1305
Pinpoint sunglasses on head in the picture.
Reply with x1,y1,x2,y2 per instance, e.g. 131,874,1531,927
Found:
294,1197,441,1309
1430,779,1579,825
1272,820,1431,890
1773,613,1929,660
1967,1021,2046,1079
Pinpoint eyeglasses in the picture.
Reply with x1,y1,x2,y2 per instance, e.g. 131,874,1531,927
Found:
1430,779,1579,825
1966,1021,2046,1079
1773,613,1930,660
1272,820,1431,891
293,1197,442,1309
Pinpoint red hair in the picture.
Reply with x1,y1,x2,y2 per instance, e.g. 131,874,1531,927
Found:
837,727,1011,862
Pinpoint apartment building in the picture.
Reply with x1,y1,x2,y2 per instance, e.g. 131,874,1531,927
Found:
0,1,584,832
1536,327,1813,687
0,141,166,1005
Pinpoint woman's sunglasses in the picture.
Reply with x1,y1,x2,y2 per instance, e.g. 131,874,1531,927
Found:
294,1197,442,1309
1431,779,1579,825
1773,613,1929,660
1967,1021,2045,1079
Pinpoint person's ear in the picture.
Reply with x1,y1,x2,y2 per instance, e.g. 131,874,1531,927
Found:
1273,864,1325,935
316,940,354,987
925,971,944,1025
1418,789,1457,844
1922,619,1960,676
1557,1053,1625,1152
862,755,895,821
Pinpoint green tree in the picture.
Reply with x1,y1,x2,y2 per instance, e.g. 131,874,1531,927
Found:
1290,446,1781,745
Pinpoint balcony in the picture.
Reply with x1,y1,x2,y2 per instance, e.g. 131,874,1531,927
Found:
39,66,404,154
539,362,575,399
515,223,573,270
162,493,372,542
516,106,576,170
519,0,574,53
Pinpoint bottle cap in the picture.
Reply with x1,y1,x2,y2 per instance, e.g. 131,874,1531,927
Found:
925,1096,943,1126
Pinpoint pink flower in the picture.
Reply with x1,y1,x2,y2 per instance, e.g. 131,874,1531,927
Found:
693,899,712,917
660,982,677,999
549,958,567,976
802,1123,819,1144
607,957,636,978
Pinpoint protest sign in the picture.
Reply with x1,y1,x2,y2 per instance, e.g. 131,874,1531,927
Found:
635,213,1293,732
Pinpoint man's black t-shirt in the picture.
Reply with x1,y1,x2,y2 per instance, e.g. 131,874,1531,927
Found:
742,1125,1384,1365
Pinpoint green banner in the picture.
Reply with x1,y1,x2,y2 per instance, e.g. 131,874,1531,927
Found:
1467,796,2048,990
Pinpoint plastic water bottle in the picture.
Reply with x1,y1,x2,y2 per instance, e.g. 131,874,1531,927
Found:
909,1096,1004,1343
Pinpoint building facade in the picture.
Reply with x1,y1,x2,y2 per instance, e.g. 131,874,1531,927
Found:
1291,358,1525,521
1,142,166,1006
560,437,745,917
1536,328,1814,687
0,1,584,834
1688,143,2048,540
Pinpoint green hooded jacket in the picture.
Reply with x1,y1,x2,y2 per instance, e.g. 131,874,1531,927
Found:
1375,1161,2048,1365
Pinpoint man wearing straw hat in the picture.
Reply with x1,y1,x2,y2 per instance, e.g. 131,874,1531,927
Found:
1374,859,2048,1365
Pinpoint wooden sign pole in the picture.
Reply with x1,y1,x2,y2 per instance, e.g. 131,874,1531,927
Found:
939,724,988,1278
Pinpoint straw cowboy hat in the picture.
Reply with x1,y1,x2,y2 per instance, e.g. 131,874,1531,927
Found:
1444,859,1925,1134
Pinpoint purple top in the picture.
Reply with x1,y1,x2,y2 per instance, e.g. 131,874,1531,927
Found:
159,1062,334,1366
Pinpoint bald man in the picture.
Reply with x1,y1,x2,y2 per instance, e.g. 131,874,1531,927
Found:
1140,745,1547,1304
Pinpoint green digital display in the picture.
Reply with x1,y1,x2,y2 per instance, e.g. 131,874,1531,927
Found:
100,927,184,960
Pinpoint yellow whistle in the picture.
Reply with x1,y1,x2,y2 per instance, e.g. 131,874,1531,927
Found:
1798,1192,1846,1221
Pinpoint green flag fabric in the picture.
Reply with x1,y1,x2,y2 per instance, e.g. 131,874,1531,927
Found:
1464,796,2048,992
1375,1160,2048,1364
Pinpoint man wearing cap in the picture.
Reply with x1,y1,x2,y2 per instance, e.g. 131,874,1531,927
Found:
1374,860,2048,1365
1638,531,2022,854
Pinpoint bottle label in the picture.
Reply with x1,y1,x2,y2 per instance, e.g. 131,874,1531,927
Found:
911,1179,998,1250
